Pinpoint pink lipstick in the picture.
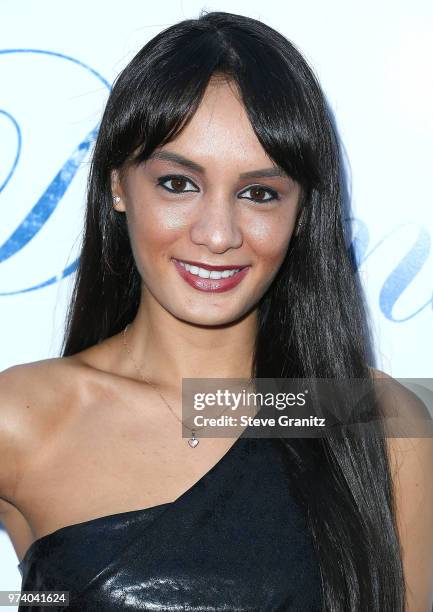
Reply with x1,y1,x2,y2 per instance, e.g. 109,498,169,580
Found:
172,258,250,293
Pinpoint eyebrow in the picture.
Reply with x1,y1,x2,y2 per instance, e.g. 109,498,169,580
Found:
147,150,288,179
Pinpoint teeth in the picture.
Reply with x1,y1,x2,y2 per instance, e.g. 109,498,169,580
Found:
177,260,241,279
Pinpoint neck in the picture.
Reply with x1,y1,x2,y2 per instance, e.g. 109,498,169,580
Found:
122,288,257,389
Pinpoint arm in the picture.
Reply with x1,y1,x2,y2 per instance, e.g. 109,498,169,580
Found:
372,368,433,611
0,364,43,560
0,365,22,507
388,434,433,612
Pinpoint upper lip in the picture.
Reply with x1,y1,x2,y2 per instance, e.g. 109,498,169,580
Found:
174,258,249,271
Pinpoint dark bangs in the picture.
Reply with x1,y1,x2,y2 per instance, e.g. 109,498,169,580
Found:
102,14,325,193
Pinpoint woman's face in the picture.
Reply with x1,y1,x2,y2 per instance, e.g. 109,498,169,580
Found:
112,79,302,326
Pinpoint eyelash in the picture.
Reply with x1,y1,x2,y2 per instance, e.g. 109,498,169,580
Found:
156,174,279,204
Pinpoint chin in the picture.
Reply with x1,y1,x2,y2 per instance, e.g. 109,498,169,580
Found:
173,306,249,328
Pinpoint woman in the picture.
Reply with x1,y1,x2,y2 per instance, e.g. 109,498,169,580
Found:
1,10,432,612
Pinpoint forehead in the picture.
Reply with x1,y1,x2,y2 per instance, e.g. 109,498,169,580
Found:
158,79,272,167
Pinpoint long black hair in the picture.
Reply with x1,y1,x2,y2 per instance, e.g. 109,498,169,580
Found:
61,10,405,611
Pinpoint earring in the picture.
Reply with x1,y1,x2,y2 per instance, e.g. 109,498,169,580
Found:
112,195,121,207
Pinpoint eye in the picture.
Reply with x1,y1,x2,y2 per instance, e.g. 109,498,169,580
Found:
156,174,199,194
239,185,279,204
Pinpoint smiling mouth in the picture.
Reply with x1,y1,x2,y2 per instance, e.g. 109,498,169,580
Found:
174,259,247,279
172,258,250,292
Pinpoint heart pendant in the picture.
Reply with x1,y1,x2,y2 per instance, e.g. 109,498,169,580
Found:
188,437,199,448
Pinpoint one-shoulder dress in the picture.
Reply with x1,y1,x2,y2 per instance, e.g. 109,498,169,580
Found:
18,436,323,611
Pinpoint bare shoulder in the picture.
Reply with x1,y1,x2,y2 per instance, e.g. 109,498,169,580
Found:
0,356,95,560
369,366,431,423
0,338,124,509
0,357,85,505
368,366,432,474
369,368,433,610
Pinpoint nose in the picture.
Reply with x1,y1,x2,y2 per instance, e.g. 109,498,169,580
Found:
189,194,243,254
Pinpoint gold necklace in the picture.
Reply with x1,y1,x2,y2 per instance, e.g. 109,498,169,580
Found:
122,323,201,448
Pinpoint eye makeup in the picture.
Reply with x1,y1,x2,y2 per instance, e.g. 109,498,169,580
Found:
156,175,199,193
155,174,280,204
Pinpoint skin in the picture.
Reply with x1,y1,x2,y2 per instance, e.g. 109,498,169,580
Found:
110,76,302,386
0,77,302,563
373,370,433,611
1,77,430,610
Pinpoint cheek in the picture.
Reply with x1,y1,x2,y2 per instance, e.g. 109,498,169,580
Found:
128,201,190,251
246,213,295,267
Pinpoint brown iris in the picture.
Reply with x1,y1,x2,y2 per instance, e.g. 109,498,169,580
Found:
171,177,187,192
249,186,267,201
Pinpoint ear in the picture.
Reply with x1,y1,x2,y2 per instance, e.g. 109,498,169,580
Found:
111,169,126,212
